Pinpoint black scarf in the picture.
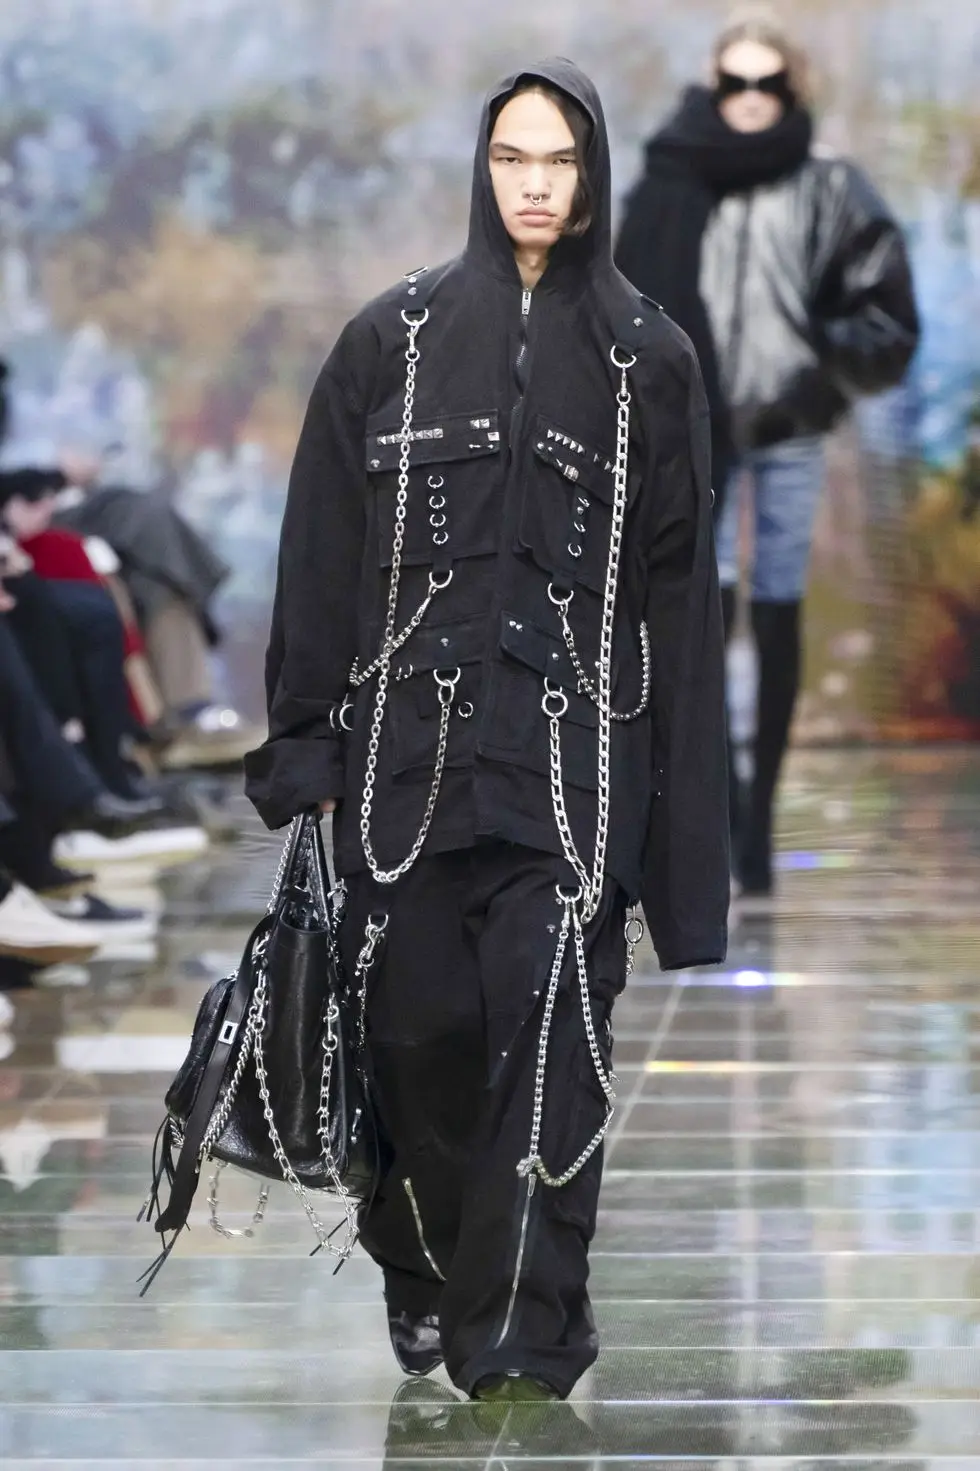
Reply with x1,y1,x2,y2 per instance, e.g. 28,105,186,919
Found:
615,87,813,501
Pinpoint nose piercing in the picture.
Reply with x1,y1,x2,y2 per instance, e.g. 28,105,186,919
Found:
529,195,544,206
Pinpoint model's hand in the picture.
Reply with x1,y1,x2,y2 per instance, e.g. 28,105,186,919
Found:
320,800,338,814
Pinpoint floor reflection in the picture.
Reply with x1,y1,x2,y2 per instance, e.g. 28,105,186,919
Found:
2,754,980,1465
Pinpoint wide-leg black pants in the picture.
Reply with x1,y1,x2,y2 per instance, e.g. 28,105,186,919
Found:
339,842,628,1399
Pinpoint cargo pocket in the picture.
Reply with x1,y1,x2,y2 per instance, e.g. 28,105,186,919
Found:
366,409,501,569
387,616,484,781
518,413,638,595
481,611,600,792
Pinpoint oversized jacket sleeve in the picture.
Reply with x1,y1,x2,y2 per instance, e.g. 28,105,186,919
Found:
811,159,920,396
244,320,375,829
639,348,729,971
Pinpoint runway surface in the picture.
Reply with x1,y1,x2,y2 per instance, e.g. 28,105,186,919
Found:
2,749,979,1467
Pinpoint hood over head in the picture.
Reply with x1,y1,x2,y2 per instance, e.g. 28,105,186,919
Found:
466,58,614,285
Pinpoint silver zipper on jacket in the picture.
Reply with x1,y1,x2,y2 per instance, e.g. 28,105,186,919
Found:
515,287,532,381
403,1178,446,1281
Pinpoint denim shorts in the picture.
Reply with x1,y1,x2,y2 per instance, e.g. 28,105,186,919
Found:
715,436,826,602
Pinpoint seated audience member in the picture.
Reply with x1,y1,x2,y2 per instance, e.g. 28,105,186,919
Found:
56,450,258,762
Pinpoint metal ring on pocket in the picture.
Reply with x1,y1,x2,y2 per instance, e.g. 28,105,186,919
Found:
435,667,462,705
432,531,449,546
427,475,445,490
548,582,574,609
458,701,474,720
568,543,583,559
428,493,446,509
610,345,637,369
428,569,453,592
429,512,447,528
541,679,569,720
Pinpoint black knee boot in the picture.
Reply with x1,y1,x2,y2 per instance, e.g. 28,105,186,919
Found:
720,587,741,861
740,600,802,896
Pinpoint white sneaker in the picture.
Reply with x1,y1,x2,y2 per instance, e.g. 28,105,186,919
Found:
53,825,209,868
0,992,15,1028
0,885,100,964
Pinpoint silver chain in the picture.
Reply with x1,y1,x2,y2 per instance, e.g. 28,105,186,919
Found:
208,1161,270,1239
543,349,635,926
349,570,452,688
518,892,616,1190
353,913,388,1051
250,974,359,1261
625,909,645,978
358,311,461,885
549,585,651,722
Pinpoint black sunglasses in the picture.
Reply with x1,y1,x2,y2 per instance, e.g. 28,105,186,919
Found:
716,68,795,104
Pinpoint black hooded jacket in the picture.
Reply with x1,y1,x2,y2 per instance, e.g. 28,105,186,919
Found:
244,59,729,971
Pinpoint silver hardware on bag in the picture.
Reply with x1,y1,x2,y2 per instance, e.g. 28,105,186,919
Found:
218,1021,239,1047
208,1160,270,1240
197,819,360,1263
353,911,389,1052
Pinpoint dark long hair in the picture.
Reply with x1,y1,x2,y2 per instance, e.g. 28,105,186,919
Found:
490,79,595,238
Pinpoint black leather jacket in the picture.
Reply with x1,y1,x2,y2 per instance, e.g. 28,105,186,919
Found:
700,153,919,451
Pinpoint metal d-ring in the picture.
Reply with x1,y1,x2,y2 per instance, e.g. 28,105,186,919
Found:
548,582,573,610
402,307,430,327
556,882,583,904
338,696,355,731
428,569,453,593
610,345,637,369
541,679,568,720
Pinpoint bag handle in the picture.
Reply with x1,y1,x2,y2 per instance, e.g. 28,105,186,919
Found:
269,810,338,926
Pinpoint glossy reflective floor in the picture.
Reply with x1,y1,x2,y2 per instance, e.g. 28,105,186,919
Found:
2,748,980,1468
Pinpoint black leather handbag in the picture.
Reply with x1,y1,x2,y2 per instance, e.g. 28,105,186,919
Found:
138,812,379,1293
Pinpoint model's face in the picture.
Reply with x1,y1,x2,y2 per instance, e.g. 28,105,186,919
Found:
489,91,579,254
715,40,789,133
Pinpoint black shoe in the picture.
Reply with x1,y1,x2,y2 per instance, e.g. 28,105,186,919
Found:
32,863,96,899
66,791,165,837
471,1371,561,1403
388,1310,444,1377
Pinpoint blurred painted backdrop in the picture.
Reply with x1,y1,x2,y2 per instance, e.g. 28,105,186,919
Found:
0,0,978,738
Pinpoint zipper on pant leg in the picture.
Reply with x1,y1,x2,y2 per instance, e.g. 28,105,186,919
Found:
494,1174,537,1349
403,1177,446,1282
